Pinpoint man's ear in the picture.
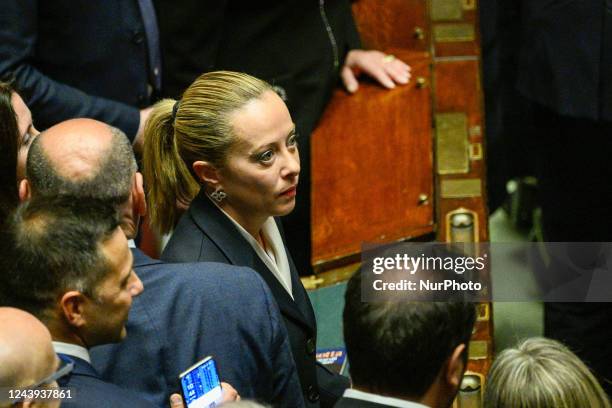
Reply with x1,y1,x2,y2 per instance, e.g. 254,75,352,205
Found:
18,179,31,202
133,172,147,217
59,291,88,329
446,343,467,389
192,161,220,187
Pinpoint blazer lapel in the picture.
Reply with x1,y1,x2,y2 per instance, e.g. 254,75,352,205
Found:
275,218,317,329
189,192,314,331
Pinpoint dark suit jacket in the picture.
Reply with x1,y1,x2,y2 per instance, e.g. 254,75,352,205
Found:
90,248,304,408
508,0,612,121
155,0,360,127
334,397,399,408
0,0,154,138
162,191,349,407
57,355,154,408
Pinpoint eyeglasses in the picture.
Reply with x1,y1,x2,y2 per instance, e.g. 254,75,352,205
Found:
28,354,74,389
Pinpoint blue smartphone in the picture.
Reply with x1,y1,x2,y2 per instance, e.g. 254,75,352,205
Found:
179,356,223,408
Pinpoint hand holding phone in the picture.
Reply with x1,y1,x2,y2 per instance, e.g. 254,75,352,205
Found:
179,356,223,408
218,382,239,403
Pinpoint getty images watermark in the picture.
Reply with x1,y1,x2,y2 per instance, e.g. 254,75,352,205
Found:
361,242,490,302
371,250,487,292
361,242,612,302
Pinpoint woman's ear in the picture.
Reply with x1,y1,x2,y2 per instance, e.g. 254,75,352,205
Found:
193,161,220,186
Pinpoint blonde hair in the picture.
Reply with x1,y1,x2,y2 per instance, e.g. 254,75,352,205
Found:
143,71,272,234
484,337,611,408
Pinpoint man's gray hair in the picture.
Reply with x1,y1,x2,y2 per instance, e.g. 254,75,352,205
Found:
27,127,137,206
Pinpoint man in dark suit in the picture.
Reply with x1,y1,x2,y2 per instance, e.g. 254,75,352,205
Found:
0,0,161,145
503,1,612,392
335,270,476,408
0,195,155,408
20,118,304,408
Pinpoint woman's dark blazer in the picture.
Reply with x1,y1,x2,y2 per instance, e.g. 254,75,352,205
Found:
161,190,348,408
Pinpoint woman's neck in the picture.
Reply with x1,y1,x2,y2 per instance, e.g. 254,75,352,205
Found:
218,201,267,245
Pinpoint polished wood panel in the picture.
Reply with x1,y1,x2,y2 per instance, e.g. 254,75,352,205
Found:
312,52,434,265
352,0,429,52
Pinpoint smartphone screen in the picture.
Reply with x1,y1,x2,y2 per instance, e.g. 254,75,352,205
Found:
179,356,223,408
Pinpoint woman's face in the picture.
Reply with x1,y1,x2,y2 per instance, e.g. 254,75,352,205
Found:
12,92,39,183
218,90,300,223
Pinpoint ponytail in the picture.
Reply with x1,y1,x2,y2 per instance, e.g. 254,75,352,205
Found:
143,99,200,234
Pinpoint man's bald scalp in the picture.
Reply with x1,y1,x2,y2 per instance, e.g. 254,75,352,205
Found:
0,307,56,389
26,119,136,205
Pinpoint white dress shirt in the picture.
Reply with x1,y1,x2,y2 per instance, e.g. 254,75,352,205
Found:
53,341,91,364
343,389,430,408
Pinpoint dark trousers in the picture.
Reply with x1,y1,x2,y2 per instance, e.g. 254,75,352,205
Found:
532,103,612,393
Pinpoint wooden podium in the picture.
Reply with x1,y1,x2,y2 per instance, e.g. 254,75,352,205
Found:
307,0,492,405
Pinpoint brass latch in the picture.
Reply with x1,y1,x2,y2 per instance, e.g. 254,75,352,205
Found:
414,26,425,40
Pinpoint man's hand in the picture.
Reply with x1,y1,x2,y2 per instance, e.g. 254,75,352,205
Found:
168,383,238,408
132,107,154,154
221,382,240,403
169,393,184,408
341,49,411,93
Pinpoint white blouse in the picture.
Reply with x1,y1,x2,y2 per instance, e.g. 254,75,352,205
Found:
211,197,294,299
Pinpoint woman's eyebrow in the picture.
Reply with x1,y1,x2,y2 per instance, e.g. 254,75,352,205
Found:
287,124,296,136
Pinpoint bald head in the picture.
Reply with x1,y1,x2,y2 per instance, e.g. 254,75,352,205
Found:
39,118,114,181
26,118,136,205
0,308,57,388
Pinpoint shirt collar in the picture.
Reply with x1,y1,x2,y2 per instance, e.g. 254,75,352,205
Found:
52,341,91,364
343,389,430,408
127,239,136,248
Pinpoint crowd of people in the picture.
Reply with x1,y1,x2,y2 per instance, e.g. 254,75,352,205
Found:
1,1,611,407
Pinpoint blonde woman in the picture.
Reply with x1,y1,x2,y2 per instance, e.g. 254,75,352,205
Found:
143,71,348,408
484,337,610,408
